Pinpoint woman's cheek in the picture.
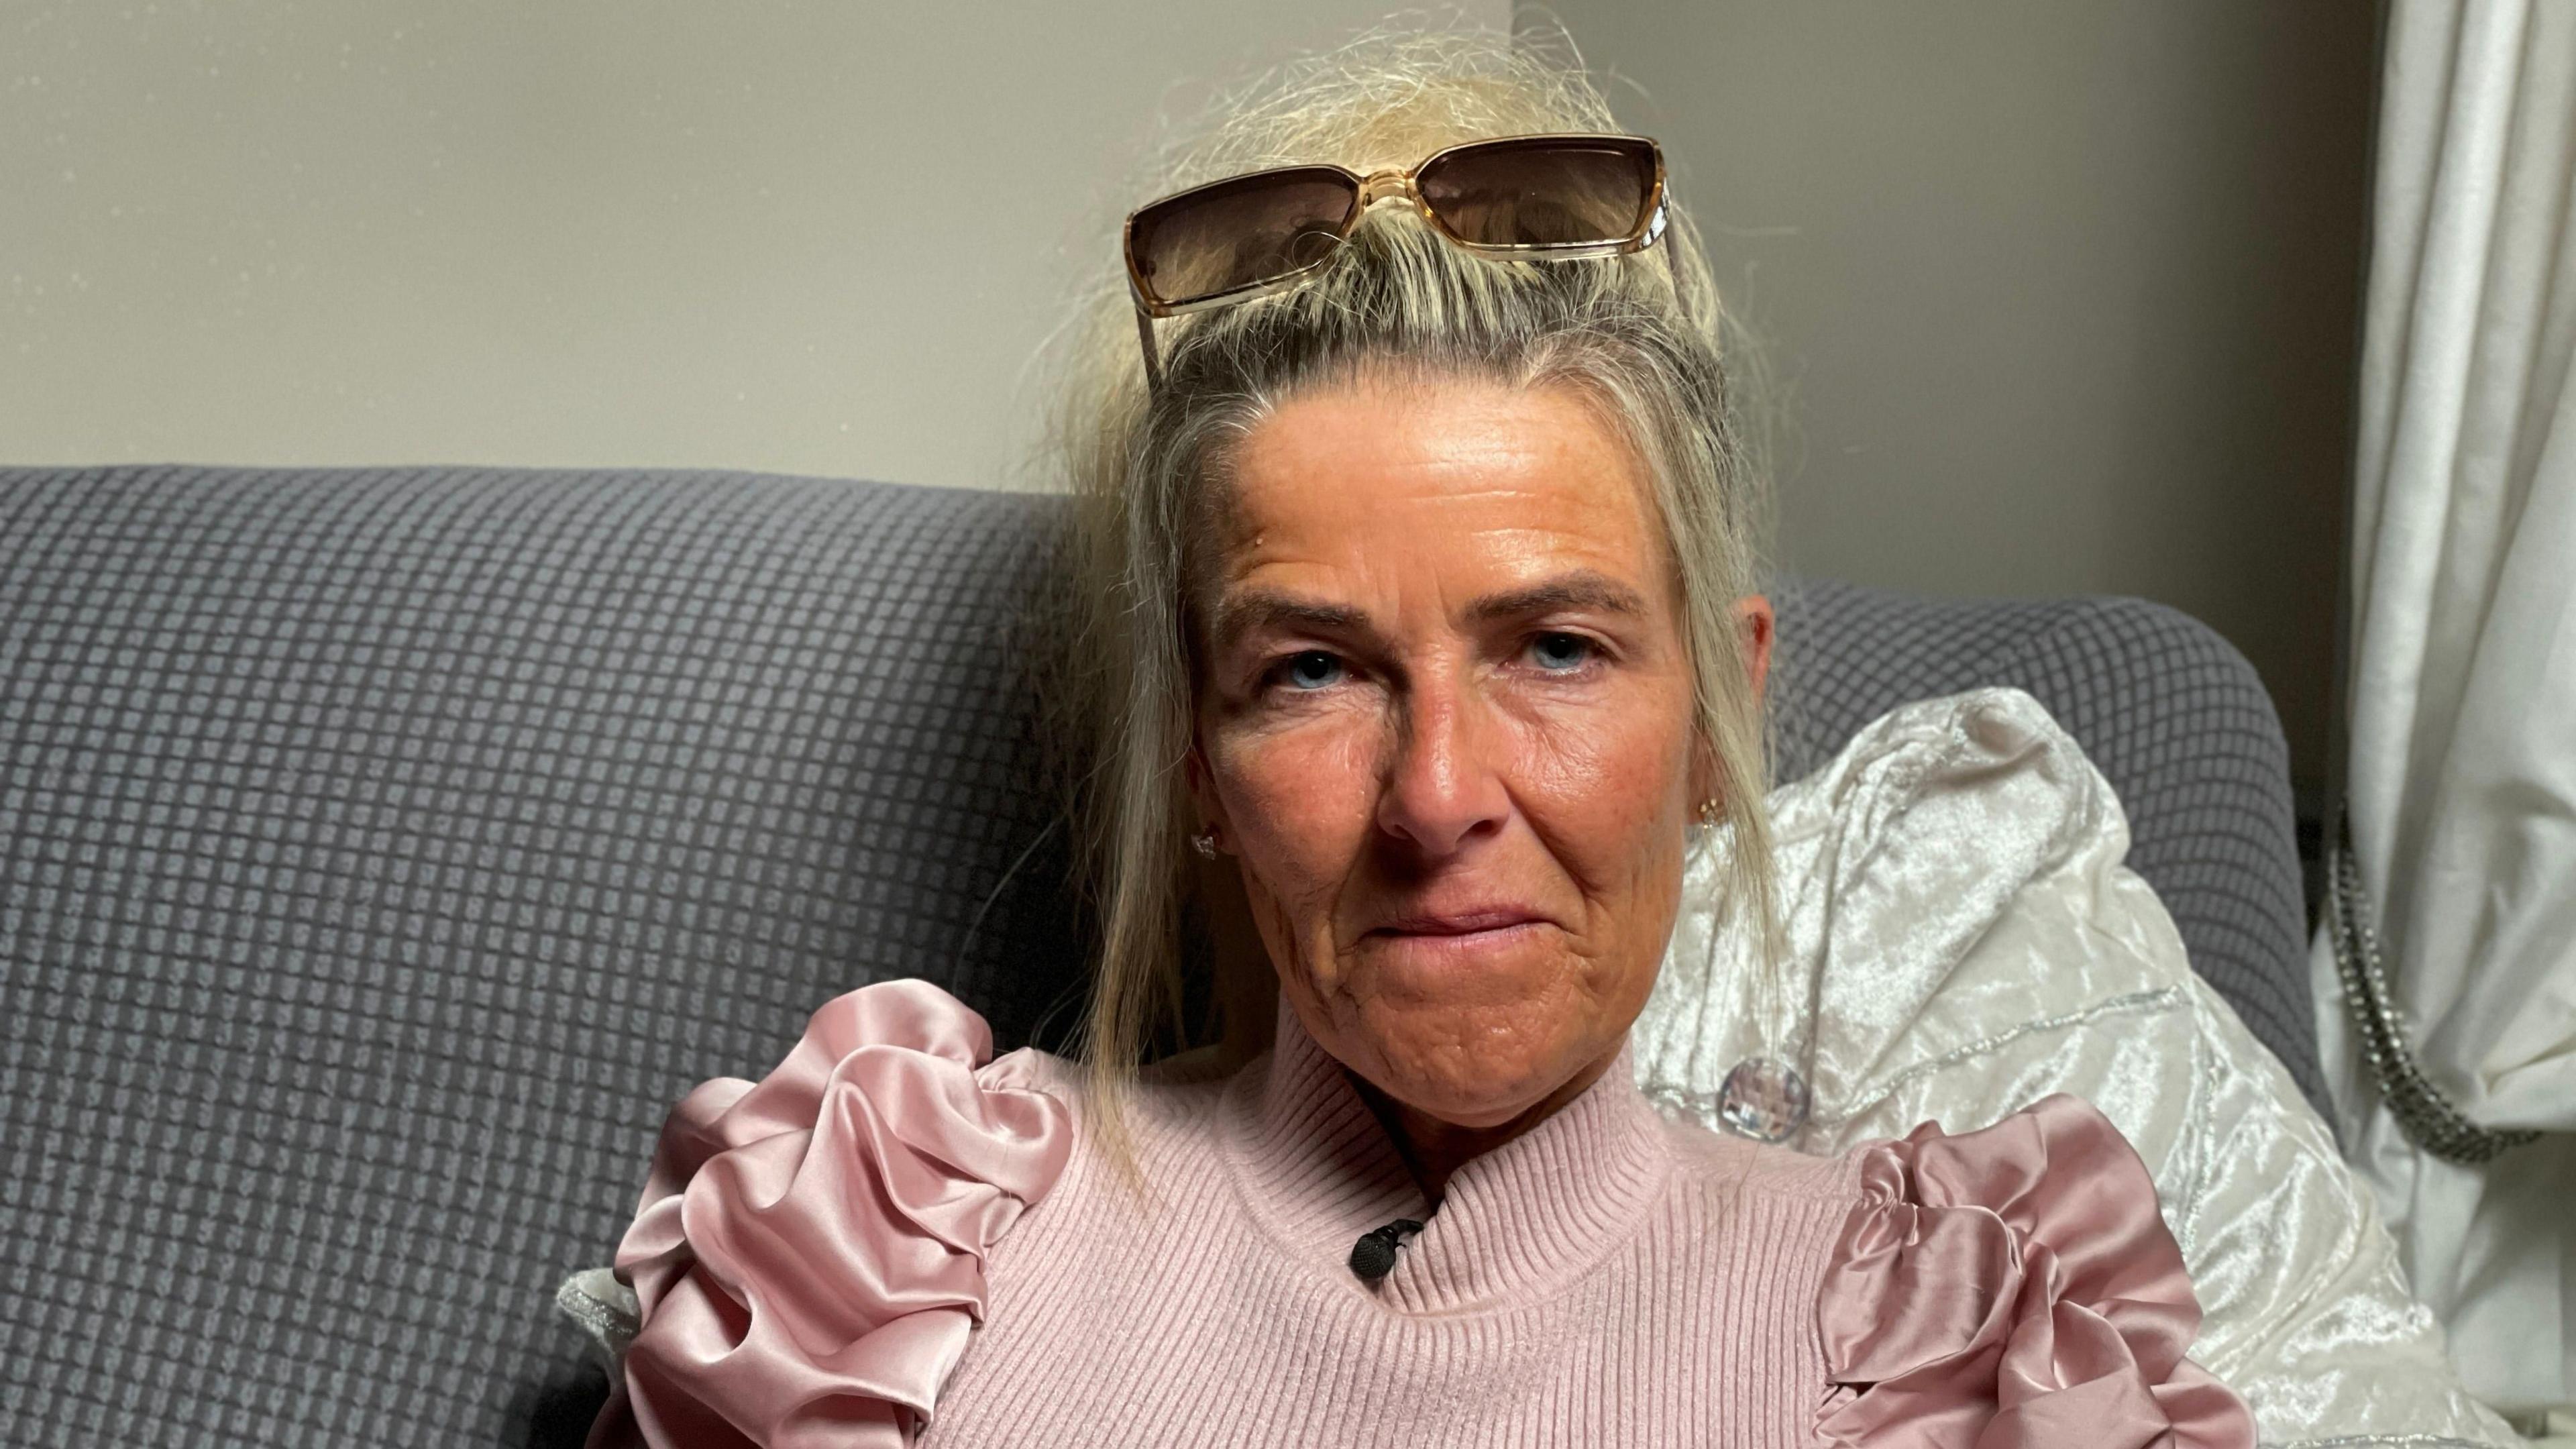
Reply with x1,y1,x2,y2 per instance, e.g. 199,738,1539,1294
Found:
1512,699,1688,871
1215,710,1381,880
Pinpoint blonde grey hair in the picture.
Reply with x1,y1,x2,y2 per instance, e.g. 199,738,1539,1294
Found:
1040,25,1778,1171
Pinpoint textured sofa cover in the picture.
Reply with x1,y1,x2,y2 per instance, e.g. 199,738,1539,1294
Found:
0,465,2316,1446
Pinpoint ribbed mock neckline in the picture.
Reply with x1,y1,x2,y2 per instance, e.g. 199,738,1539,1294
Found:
1218,996,1674,1314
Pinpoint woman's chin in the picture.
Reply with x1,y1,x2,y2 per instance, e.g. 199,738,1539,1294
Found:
1302,932,1613,1127
1347,1009,1589,1130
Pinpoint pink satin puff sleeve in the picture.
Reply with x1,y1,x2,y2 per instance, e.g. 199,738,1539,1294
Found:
586,979,1075,1449
1815,1093,2255,1449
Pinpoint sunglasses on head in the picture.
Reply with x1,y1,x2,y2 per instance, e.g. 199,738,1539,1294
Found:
1122,132,1668,386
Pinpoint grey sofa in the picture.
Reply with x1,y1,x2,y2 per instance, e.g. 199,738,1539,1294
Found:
0,464,2318,1446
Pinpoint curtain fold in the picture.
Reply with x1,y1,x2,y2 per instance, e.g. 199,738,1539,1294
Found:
2310,0,2576,1419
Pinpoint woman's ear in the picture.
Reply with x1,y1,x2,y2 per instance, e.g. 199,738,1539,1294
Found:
1686,733,1721,820
1181,731,1272,1065
1686,594,1778,814
1182,735,1231,847
1734,594,1776,706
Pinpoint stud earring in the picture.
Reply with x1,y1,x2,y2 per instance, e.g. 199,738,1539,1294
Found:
1686,798,1723,850
1191,829,1220,860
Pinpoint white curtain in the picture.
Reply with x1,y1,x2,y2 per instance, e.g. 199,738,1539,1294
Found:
2312,0,2576,1421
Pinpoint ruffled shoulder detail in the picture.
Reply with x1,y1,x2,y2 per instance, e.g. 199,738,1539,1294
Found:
588,979,1075,1449
1815,1093,2254,1449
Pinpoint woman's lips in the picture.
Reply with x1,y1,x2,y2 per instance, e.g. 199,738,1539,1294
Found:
1364,906,1548,938
1358,909,1553,981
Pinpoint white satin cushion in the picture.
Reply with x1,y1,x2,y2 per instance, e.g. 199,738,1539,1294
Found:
1637,687,2524,1448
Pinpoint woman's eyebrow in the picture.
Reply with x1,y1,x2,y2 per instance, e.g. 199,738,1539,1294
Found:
1468,572,1648,623
1210,590,1376,650
1210,573,1644,649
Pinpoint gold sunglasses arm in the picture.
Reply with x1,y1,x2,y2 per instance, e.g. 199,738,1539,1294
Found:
1133,302,1163,393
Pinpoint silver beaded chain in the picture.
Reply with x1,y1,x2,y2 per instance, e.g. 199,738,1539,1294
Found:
2325,812,2542,1166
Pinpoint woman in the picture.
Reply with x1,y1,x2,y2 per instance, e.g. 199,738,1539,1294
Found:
570,35,2255,1448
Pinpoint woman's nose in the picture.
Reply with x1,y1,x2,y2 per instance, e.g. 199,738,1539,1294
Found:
1373,684,1509,859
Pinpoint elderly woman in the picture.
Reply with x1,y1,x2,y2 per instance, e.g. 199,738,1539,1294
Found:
564,38,2266,1449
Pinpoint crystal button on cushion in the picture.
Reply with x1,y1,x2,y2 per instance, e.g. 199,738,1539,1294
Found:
1715,1057,1811,1142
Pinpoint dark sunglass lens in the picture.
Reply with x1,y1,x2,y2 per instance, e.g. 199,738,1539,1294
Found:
1417,140,1656,247
1130,169,1358,307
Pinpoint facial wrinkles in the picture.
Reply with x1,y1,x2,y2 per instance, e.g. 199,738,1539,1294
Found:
1200,374,1697,1126
1224,513,1611,959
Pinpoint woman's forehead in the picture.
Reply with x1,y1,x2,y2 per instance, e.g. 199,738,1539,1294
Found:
1210,374,1670,610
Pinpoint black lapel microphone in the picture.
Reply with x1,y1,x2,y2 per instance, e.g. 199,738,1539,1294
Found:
1348,1218,1426,1283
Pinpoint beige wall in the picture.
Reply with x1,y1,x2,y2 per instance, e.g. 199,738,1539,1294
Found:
7,2,2369,791
1,1,1502,492
1525,1,2378,798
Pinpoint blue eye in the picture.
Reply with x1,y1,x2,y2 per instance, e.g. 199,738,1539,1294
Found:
1529,633,1595,672
1279,650,1344,691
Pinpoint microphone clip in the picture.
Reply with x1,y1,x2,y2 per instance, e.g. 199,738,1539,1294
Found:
1347,1218,1426,1284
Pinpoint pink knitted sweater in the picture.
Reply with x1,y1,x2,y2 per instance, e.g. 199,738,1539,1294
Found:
585,980,2255,1448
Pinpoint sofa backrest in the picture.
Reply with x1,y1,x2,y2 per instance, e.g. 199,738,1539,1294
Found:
0,465,2314,1446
